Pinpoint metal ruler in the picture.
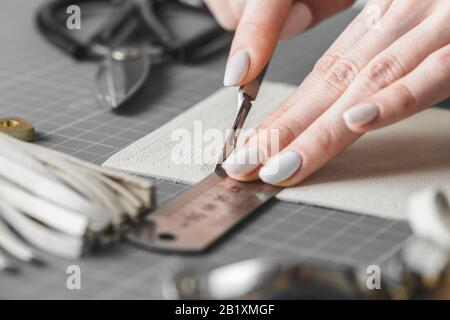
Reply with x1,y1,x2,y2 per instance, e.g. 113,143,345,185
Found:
126,63,276,252
126,168,281,252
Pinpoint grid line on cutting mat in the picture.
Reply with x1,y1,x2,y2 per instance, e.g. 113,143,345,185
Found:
0,0,411,299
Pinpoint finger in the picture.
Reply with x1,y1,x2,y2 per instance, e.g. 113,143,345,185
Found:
336,9,450,128
255,0,394,132
204,0,239,30
301,0,357,25
258,113,360,187
224,0,394,181
344,44,450,133
266,0,425,132
268,0,356,40
259,42,450,187
259,18,450,186
223,0,294,87
228,0,247,22
279,2,314,40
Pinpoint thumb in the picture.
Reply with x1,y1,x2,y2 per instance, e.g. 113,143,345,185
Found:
223,0,293,86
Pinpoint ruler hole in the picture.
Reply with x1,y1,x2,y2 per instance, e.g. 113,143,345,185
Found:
158,232,177,241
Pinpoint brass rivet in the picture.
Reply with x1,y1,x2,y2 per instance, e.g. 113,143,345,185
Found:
0,119,19,128
0,117,35,141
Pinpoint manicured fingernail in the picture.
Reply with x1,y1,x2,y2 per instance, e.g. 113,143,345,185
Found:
259,151,302,185
343,104,379,126
222,146,261,176
223,50,250,87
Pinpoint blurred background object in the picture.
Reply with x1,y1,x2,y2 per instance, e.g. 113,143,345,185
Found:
36,0,231,109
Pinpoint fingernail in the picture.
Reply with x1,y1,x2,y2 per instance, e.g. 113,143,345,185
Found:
222,146,261,176
223,50,250,87
259,151,302,185
343,103,379,126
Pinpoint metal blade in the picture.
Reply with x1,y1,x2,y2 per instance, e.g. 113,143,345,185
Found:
96,48,150,109
215,95,253,170
215,62,270,168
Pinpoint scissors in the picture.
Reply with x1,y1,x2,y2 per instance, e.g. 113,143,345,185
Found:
36,0,231,109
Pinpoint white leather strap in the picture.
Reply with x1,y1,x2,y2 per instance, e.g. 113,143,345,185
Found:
0,217,35,262
0,180,89,237
408,189,450,251
0,155,110,230
0,202,84,259
0,132,153,259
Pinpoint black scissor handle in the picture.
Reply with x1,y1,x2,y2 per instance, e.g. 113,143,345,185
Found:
148,0,230,62
36,0,140,60
137,0,175,48
36,0,229,62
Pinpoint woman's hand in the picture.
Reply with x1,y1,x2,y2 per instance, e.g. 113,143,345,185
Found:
210,0,450,187
205,0,356,85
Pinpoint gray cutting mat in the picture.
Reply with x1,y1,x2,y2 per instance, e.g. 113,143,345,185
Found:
0,1,414,299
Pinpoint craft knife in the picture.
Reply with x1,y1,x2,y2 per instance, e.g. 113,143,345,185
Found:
126,63,283,252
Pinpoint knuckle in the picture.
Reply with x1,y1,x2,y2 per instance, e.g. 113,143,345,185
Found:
329,58,360,85
273,116,299,149
313,53,341,76
364,54,406,90
392,83,418,112
431,47,450,74
240,20,273,37
318,57,360,93
309,122,339,155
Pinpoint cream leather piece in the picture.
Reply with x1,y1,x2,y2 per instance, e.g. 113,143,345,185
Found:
103,82,450,220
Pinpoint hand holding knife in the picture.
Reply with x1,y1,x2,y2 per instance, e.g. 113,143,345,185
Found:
126,63,281,253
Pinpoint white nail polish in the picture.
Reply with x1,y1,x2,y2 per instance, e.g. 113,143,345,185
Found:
223,50,250,87
259,151,302,185
222,146,261,176
343,104,379,126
